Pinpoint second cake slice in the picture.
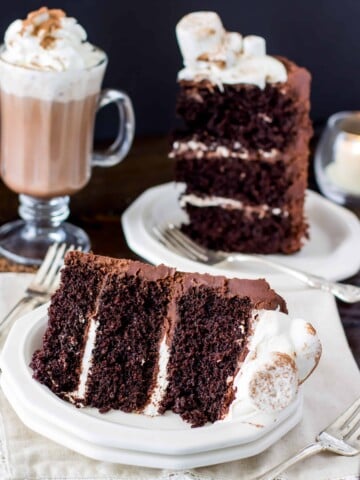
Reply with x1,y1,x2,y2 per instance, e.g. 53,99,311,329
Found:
171,12,312,254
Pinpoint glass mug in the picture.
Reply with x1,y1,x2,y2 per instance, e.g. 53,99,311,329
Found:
0,46,135,264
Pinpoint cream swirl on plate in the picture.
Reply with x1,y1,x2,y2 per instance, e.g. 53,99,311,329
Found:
1,7,103,71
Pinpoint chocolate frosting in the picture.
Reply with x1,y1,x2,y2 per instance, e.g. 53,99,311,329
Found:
65,251,287,313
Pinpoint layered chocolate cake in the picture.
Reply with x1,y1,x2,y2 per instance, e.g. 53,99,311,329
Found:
171,12,312,253
31,252,321,427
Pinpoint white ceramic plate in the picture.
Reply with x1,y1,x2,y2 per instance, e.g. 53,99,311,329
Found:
121,182,360,287
0,304,303,468
1,373,303,469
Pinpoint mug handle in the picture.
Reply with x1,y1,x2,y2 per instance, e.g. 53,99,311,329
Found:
92,88,135,167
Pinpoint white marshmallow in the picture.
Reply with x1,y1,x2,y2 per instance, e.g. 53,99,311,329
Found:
220,32,241,68
176,12,225,68
243,35,266,56
289,319,322,383
247,351,299,413
262,56,288,83
220,58,268,88
176,12,287,88
225,32,243,53
228,309,321,418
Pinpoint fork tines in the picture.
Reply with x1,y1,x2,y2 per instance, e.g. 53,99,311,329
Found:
320,396,360,447
28,243,81,295
335,397,360,441
0,243,80,332
153,225,208,262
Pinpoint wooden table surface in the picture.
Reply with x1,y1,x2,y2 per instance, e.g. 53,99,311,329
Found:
0,136,359,366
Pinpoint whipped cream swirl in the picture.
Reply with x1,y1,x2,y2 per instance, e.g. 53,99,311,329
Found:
1,7,104,71
176,11,287,89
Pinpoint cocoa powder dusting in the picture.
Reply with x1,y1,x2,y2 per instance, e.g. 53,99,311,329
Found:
21,7,66,48
197,53,226,69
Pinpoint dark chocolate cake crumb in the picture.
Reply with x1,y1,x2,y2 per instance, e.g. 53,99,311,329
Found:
30,252,287,427
176,156,296,206
160,285,252,427
181,203,307,254
171,57,312,254
176,80,301,152
86,273,171,412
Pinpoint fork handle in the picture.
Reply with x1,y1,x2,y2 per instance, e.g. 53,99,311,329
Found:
255,441,325,479
231,254,360,303
302,276,360,303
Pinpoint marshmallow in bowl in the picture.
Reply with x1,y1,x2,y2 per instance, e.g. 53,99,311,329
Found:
176,11,287,88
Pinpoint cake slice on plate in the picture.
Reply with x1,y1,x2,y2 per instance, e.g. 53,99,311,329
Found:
31,252,321,427
171,12,312,254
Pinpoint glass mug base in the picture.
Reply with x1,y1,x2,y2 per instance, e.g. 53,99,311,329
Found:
0,219,90,265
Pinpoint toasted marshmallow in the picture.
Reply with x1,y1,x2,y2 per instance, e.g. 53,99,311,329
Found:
247,351,299,413
228,310,321,418
176,11,287,88
289,319,322,383
176,11,225,68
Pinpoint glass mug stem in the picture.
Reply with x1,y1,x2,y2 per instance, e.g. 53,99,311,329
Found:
0,195,91,265
19,195,70,228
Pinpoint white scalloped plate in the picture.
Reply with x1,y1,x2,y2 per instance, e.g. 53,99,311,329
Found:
121,182,360,288
0,304,303,468
1,373,303,469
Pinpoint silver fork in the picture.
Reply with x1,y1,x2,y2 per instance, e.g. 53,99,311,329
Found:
0,243,74,332
255,397,360,479
153,225,360,303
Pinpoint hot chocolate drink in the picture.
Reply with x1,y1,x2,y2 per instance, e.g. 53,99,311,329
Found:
0,7,106,198
1,92,101,197
0,7,134,264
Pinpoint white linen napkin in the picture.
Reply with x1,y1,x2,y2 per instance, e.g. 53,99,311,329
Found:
0,272,359,480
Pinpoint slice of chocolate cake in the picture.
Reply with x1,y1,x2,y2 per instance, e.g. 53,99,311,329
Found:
171,12,312,254
31,252,321,427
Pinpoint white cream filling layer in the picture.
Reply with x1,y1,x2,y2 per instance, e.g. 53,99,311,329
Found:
170,140,279,160
180,194,287,217
142,337,170,416
63,308,320,422
65,317,172,415
66,315,99,403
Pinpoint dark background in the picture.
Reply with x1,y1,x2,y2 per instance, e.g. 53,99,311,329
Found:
2,1,359,138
